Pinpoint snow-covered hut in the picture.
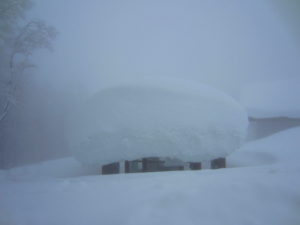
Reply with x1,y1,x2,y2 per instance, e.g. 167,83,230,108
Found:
69,78,248,174
241,78,300,141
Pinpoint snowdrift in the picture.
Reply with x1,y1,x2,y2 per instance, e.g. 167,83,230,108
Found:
69,78,248,166
228,126,300,167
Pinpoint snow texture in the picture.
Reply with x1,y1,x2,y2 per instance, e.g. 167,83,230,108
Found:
1,127,300,225
240,78,300,119
68,78,248,166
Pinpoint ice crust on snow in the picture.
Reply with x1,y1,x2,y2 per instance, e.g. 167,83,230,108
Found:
240,78,300,119
69,78,248,166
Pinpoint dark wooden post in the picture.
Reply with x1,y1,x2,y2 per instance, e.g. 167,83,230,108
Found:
142,158,148,172
189,162,202,170
211,157,226,169
142,157,165,172
102,162,120,174
125,160,130,173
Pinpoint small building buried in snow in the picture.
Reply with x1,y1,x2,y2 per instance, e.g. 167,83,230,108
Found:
68,78,248,174
240,79,300,141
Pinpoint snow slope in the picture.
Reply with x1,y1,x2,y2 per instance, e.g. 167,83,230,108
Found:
0,158,99,181
69,78,248,166
228,126,300,167
1,127,300,225
240,78,300,118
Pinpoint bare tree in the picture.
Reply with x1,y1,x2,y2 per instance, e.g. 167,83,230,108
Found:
0,0,57,124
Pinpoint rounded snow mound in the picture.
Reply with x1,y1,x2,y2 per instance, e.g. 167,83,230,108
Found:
69,78,248,166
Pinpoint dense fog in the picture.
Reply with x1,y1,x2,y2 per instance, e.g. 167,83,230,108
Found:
1,0,300,168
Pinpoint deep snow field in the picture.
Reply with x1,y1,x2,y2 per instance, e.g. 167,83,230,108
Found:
1,127,300,225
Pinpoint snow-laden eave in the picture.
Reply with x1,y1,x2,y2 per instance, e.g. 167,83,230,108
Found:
248,116,300,122
240,78,300,120
246,108,300,120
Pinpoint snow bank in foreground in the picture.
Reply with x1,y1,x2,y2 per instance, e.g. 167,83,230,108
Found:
228,126,300,167
1,128,300,225
1,165,299,225
69,78,248,166
240,78,300,118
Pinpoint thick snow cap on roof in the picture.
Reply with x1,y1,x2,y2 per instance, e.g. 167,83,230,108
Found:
240,78,300,119
69,78,248,166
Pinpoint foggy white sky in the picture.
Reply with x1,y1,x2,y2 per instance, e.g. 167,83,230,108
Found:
30,0,300,98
